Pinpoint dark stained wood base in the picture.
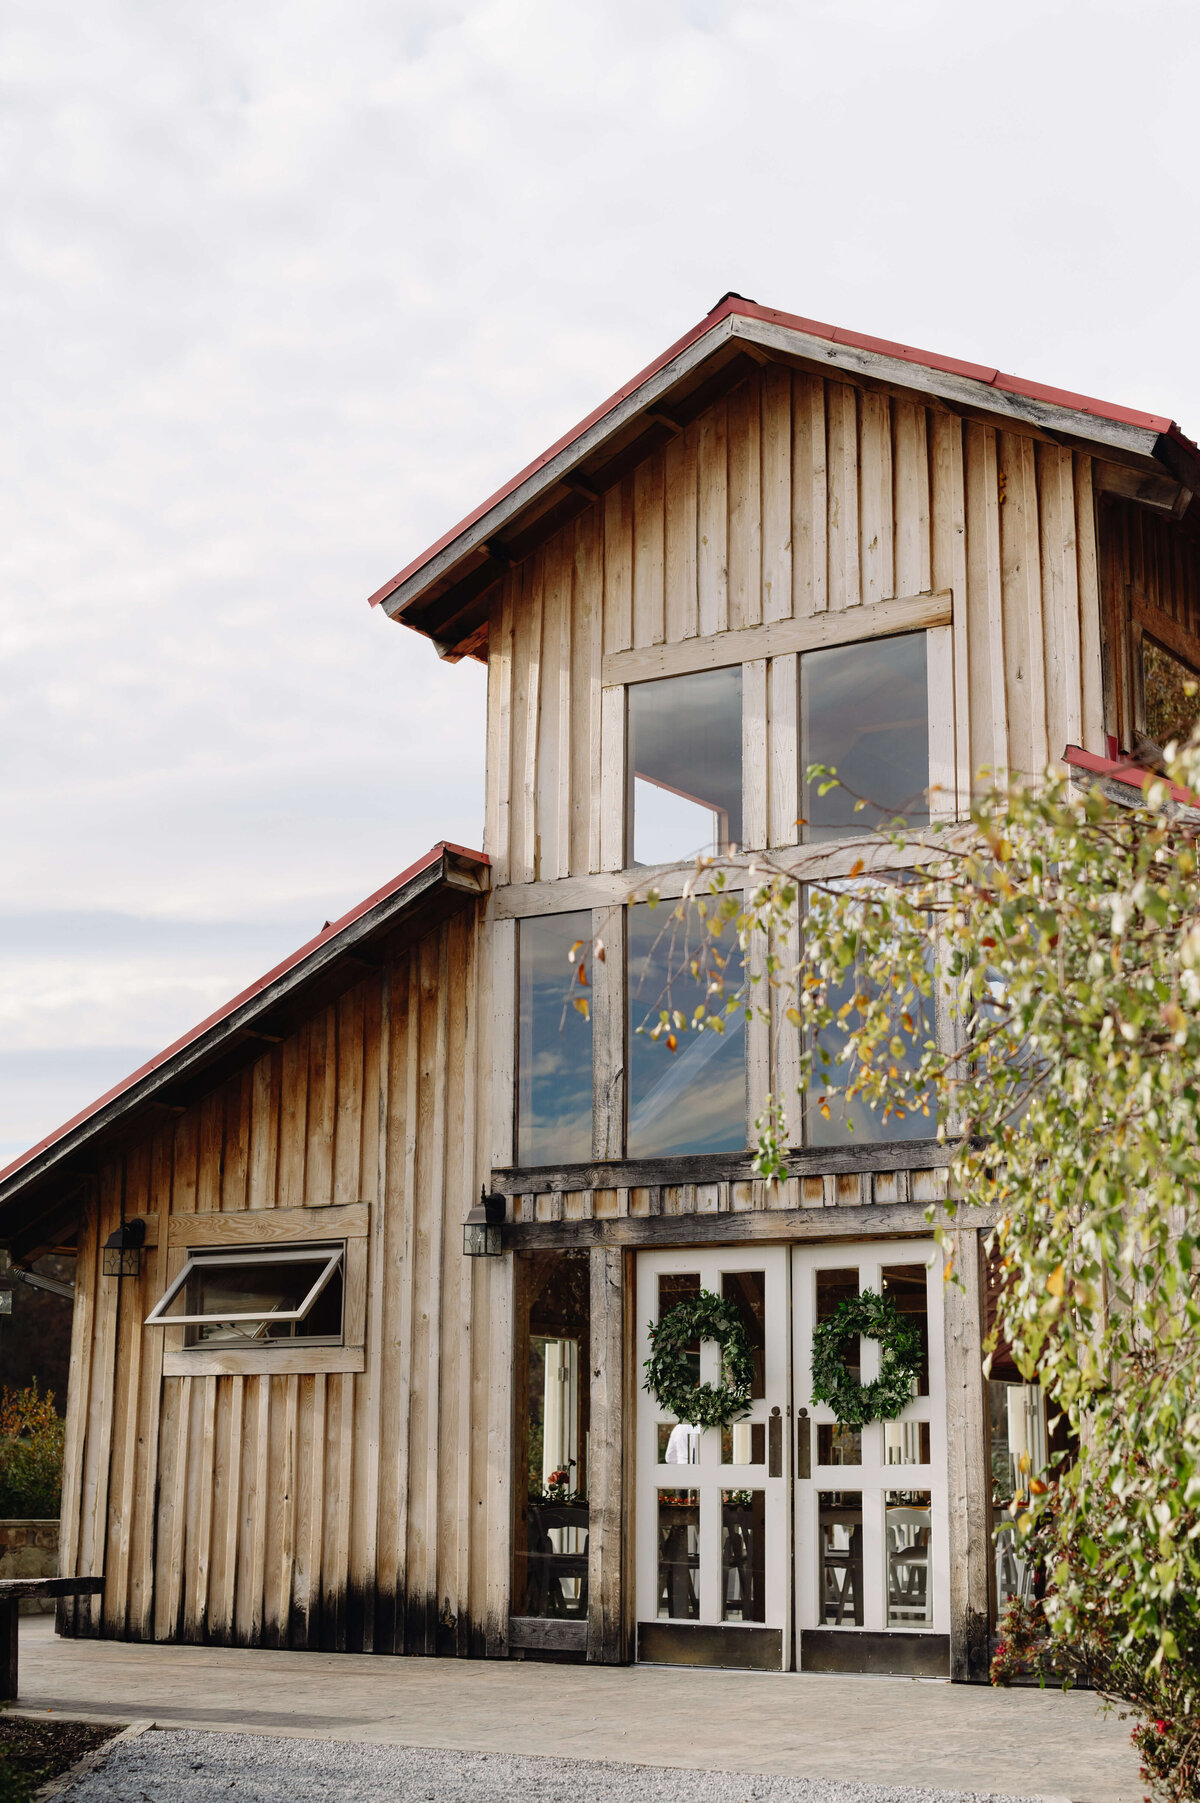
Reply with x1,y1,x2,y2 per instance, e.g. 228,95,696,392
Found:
800,1629,950,1676
638,1621,783,1670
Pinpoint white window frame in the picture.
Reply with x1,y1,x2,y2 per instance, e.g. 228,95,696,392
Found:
145,1242,344,1336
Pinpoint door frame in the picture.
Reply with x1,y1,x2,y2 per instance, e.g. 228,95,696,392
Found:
634,1244,791,1669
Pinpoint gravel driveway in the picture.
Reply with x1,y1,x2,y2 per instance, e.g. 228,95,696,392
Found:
63,1728,1054,1803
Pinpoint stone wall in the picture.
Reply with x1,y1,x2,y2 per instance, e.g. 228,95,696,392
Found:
0,1519,59,1614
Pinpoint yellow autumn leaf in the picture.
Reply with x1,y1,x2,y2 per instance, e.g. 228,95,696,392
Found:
573,997,590,1020
1046,1264,1065,1298
666,1033,678,1052
568,939,584,963
849,858,865,877
785,1006,802,1027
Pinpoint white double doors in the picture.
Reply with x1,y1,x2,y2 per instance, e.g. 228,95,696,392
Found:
635,1240,948,1664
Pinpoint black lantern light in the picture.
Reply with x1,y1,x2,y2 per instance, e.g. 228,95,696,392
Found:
463,1188,505,1258
102,1213,146,1279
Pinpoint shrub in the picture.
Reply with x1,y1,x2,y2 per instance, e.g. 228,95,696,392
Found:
0,1384,64,1519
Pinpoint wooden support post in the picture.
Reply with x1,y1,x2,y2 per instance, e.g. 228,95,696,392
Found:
0,1600,15,1702
587,1246,626,1663
943,1228,991,1681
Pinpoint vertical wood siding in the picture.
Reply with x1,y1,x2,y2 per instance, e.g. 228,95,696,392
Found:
64,905,508,1655
485,364,1109,879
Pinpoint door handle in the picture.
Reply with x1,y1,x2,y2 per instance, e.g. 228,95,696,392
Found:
796,1408,811,1480
768,1406,783,1477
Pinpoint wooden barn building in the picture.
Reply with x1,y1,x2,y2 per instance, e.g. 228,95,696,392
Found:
5,294,1200,1682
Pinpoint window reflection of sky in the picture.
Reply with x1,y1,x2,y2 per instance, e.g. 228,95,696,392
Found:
628,666,743,865
805,877,935,1147
802,632,929,841
627,901,746,1157
518,911,593,1166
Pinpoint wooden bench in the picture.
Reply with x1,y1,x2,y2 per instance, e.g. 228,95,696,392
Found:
0,1577,105,1700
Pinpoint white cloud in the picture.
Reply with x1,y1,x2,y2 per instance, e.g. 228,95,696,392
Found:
4,0,1200,1152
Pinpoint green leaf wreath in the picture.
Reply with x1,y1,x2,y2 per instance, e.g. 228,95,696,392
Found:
644,1289,754,1430
810,1290,922,1426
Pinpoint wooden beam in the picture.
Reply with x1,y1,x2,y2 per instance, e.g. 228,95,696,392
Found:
602,590,952,687
504,1200,999,1251
1132,592,1200,676
587,1246,625,1663
943,1227,991,1682
494,1138,955,1195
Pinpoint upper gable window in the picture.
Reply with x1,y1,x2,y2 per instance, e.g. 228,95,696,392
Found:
627,667,742,866
517,910,594,1167
801,633,930,841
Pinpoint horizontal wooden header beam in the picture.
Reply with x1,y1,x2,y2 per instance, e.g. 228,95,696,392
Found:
167,1202,370,1248
504,1199,995,1251
493,1138,954,1196
602,590,952,687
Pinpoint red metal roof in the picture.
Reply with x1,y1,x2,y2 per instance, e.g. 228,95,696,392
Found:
0,842,488,1192
1062,745,1198,809
369,295,1193,615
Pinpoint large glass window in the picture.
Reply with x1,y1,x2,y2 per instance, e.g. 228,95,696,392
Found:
804,881,935,1146
801,632,930,840
517,911,593,1167
626,899,746,1157
627,667,743,865
514,1251,591,1621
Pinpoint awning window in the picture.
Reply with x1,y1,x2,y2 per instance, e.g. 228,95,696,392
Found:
145,1244,344,1345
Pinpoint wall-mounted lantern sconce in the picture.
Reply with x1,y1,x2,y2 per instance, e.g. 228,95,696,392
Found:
102,1215,146,1279
463,1188,505,1258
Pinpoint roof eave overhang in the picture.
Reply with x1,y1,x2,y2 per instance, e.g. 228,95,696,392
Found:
371,304,1200,662
0,844,489,1257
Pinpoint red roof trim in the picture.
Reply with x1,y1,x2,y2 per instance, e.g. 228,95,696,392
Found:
0,842,488,1191
1063,744,1198,808
369,296,1184,615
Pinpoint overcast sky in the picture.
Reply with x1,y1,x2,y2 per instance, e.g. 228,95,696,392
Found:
3,0,1199,1163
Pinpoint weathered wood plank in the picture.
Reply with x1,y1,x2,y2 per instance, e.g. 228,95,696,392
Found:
632,450,666,650
603,589,952,687
507,1199,997,1251
495,1137,955,1193
768,653,799,849
943,1228,991,1681
166,1203,368,1247
827,383,860,611
592,903,625,1163
727,373,762,631
598,684,626,872
761,361,792,625
741,657,768,851
664,424,698,644
697,400,729,638
859,389,894,608
587,1246,624,1663
603,475,634,655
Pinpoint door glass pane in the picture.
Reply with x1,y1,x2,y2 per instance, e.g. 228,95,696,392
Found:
657,1489,700,1619
886,1490,932,1625
721,1269,765,1398
817,1423,862,1466
722,1490,766,1621
816,1268,860,1380
819,1491,864,1626
883,1420,931,1466
801,632,929,840
881,1262,930,1395
721,1421,765,1465
517,911,594,1167
627,899,747,1157
515,1251,590,1619
629,666,743,865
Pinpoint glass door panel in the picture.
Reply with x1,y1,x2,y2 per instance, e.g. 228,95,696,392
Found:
635,1247,789,1665
792,1241,948,1642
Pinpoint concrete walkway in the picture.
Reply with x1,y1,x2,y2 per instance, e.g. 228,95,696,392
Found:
15,1617,1142,1803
